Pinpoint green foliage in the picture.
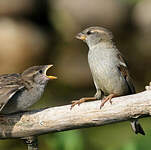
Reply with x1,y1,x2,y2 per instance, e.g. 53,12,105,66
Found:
44,130,84,150
120,131,151,150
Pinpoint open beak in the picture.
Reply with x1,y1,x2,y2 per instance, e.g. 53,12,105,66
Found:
45,65,57,80
75,33,86,41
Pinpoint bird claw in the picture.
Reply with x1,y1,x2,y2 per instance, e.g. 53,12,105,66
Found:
100,99,108,109
70,99,84,110
70,101,78,110
100,103,104,109
100,94,115,109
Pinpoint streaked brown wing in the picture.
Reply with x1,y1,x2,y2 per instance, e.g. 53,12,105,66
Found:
118,65,135,94
0,86,24,111
0,73,25,111
117,53,135,94
0,73,20,86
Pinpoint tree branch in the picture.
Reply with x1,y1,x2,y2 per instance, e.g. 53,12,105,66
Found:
0,89,151,139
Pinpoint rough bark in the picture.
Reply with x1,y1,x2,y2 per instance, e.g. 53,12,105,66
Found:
0,89,151,139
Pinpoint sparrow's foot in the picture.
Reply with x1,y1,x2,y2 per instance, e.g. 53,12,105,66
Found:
100,94,116,109
70,97,96,110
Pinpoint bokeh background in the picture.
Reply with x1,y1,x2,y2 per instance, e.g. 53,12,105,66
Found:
0,0,151,149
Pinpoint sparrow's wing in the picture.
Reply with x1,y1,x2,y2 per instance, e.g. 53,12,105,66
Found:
0,73,25,111
117,53,135,94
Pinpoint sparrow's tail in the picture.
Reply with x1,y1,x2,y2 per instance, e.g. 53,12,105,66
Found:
130,119,145,135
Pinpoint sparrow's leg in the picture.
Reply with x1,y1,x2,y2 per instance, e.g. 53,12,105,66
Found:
100,93,116,109
71,97,97,110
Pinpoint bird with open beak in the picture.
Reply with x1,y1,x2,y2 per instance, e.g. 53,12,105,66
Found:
0,65,57,114
71,26,145,135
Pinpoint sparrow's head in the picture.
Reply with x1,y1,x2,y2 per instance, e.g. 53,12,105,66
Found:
21,65,57,85
76,26,113,47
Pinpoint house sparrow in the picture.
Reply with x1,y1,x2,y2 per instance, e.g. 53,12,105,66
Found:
0,65,57,114
71,26,145,135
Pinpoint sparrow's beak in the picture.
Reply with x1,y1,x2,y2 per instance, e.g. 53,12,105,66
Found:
45,65,57,80
75,33,86,41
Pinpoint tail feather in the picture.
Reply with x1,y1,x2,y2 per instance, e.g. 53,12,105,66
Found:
130,120,145,135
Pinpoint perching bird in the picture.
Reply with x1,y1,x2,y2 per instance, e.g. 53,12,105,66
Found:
71,26,145,135
0,65,57,114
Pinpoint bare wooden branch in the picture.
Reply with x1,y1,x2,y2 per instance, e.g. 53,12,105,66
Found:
0,90,151,139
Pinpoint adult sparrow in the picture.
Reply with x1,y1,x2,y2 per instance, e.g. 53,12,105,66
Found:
0,65,57,114
71,26,145,135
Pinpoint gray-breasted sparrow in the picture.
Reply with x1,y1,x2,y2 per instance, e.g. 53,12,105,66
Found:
71,26,145,135
0,65,57,114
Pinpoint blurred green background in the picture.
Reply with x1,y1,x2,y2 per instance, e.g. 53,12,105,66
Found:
0,0,151,149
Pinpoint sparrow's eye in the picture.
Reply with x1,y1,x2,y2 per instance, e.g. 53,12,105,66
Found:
39,70,43,74
87,31,92,35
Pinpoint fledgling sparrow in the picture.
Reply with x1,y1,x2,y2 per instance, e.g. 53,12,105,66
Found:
0,65,57,114
71,26,145,135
